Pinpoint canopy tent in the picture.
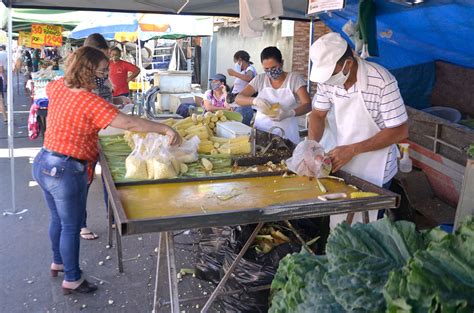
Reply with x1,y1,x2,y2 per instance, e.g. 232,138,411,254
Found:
2,0,310,20
0,8,93,32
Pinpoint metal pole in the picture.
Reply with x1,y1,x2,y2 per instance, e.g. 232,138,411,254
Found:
152,233,165,313
207,33,214,86
138,42,145,93
7,3,16,212
166,232,180,313
307,17,315,95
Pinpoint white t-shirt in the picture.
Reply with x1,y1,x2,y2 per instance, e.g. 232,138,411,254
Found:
313,59,408,183
232,64,257,94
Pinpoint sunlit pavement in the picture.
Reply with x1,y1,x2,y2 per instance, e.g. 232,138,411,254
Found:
0,76,214,313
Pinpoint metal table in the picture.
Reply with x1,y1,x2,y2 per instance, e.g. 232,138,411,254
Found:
100,152,400,312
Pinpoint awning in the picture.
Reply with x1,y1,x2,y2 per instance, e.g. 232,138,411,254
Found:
1,0,311,21
0,7,94,32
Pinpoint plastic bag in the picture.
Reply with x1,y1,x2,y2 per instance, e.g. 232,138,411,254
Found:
169,135,200,163
286,139,332,178
143,133,179,179
124,135,148,179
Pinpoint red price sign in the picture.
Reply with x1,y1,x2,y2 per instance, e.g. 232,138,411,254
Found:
31,24,63,47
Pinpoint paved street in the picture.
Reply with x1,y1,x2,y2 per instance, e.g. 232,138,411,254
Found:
0,76,215,313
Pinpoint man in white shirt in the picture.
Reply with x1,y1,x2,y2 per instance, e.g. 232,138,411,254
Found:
308,32,409,224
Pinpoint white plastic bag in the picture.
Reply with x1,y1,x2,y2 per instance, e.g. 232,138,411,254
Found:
125,135,148,179
143,133,179,180
286,140,332,178
169,135,200,163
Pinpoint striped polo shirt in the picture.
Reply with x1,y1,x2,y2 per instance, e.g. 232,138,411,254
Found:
313,58,408,183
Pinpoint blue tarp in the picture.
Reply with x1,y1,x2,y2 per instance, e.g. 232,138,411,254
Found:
319,0,474,108
319,0,474,70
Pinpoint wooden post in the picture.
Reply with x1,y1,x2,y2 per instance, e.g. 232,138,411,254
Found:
454,158,474,230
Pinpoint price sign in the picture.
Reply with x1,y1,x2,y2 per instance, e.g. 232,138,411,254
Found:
18,31,41,48
31,24,63,47
307,0,345,15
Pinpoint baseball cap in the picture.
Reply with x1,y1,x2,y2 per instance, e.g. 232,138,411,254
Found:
209,73,226,82
309,32,349,83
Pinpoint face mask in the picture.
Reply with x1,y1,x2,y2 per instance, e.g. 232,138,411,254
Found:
95,75,107,88
234,62,241,72
210,82,221,90
111,55,120,62
265,67,283,80
325,60,350,87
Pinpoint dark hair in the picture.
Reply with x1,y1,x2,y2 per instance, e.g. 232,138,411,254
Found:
110,47,121,54
64,46,108,90
84,33,109,51
234,50,253,65
336,43,353,65
260,46,282,64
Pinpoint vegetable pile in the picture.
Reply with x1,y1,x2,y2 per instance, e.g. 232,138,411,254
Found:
160,110,252,155
269,217,474,313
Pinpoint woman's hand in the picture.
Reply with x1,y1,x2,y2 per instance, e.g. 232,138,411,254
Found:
220,84,227,95
165,126,182,146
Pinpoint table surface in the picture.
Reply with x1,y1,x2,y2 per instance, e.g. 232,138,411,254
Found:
118,175,359,220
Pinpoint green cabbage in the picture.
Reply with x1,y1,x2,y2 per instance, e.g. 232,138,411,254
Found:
384,219,474,313
269,218,474,313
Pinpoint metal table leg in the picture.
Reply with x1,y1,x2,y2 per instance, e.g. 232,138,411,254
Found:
201,222,264,313
115,225,124,273
107,198,113,247
166,232,180,313
152,233,165,313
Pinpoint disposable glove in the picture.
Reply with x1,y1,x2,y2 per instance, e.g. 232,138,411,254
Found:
271,108,295,121
252,97,272,112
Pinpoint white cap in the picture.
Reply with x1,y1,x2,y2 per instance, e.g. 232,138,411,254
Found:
310,32,348,83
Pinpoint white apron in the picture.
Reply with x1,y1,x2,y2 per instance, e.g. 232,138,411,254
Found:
321,60,391,227
254,74,300,144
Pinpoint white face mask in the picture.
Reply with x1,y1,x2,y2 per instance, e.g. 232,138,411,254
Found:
234,62,241,72
325,60,350,87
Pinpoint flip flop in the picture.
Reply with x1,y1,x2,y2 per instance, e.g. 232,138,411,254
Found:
80,231,99,240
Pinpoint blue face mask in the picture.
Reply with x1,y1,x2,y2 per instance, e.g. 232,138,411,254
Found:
265,67,283,80
210,82,221,90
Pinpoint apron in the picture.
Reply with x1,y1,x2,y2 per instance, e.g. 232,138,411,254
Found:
321,59,392,227
254,74,300,144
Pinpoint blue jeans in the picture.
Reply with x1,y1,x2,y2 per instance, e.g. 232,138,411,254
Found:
234,106,255,126
32,149,88,282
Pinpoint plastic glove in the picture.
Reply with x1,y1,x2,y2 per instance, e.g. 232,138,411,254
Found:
271,108,295,121
252,97,272,112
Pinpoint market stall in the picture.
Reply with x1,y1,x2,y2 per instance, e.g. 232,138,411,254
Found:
96,111,400,311
3,1,473,312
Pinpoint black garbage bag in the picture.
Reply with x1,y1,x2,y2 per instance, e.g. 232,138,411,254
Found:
194,227,236,284
217,289,270,313
194,218,330,312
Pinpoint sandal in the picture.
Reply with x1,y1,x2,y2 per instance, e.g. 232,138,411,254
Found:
80,230,99,240
63,279,98,295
